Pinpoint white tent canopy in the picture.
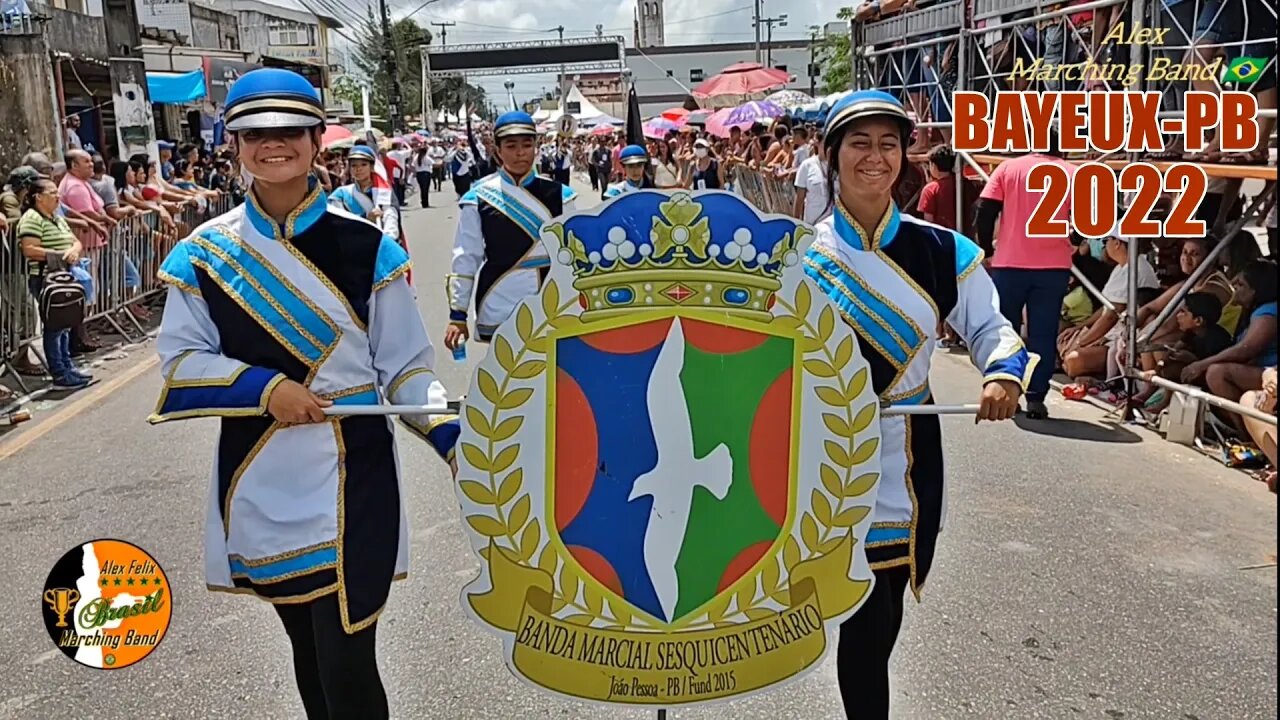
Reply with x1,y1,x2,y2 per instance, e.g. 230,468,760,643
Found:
532,85,606,122
436,106,481,124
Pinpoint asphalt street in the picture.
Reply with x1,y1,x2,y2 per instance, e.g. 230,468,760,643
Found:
1,179,1275,720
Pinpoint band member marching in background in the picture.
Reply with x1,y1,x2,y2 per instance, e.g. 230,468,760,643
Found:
444,110,577,351
328,144,401,243
805,90,1034,719
148,68,459,719
603,144,655,198
329,144,411,284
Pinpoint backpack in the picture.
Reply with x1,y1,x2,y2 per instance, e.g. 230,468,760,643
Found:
39,270,86,331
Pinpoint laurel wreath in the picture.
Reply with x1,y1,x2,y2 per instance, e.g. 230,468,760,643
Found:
459,279,877,630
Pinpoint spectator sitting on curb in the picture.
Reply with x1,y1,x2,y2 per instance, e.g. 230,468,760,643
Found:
1239,366,1277,493
1059,229,1160,384
1132,291,1235,415
1183,260,1279,434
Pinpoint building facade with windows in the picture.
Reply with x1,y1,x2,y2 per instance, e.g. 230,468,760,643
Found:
622,39,819,117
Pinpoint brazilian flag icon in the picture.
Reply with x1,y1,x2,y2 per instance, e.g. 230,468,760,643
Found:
1224,57,1267,84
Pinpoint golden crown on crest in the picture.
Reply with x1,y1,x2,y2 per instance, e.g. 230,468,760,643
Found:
544,193,810,322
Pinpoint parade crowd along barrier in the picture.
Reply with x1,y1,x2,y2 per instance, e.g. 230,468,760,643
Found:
1,197,235,366
730,166,797,217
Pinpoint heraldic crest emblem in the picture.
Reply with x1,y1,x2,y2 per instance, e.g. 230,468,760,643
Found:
453,189,884,708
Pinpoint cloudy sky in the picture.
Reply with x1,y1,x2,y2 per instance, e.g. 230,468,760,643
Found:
373,0,848,105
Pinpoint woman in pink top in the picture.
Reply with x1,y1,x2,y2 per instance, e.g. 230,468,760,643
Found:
975,133,1076,418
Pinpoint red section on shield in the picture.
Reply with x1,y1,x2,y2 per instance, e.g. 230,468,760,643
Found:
718,540,774,593
555,368,597,530
682,317,770,354
566,544,624,596
578,318,673,354
751,369,793,527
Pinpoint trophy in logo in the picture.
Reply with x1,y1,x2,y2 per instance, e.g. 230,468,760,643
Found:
43,587,79,628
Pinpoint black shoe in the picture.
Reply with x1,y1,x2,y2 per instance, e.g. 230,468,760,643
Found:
52,374,90,389
1025,400,1049,419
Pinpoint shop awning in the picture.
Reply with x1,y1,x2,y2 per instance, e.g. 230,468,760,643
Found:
147,70,206,104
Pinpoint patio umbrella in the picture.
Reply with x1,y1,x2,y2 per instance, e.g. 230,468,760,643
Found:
691,62,790,109
590,124,616,136
705,108,751,138
322,125,353,148
766,89,813,108
725,100,784,126
643,117,680,139
660,107,690,122
684,109,714,126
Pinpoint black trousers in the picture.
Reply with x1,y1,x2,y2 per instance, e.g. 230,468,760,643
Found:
274,593,388,720
587,165,599,190
415,171,432,208
452,174,471,196
836,565,911,720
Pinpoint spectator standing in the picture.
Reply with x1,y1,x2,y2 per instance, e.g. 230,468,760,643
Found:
1,167,44,377
15,179,90,388
60,149,115,353
64,114,84,152
688,139,724,190
976,135,1076,418
916,146,961,231
413,143,433,209
792,152,829,225
429,140,447,191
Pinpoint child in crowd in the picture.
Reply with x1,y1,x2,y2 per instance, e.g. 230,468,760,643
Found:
1133,291,1235,414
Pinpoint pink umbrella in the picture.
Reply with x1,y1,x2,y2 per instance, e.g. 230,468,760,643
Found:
643,117,680,138
705,108,751,138
692,62,791,108
590,125,615,136
322,125,353,147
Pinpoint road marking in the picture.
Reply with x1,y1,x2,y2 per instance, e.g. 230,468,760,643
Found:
0,353,160,461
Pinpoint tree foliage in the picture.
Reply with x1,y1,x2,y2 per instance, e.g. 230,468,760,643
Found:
817,7,854,95
331,15,489,129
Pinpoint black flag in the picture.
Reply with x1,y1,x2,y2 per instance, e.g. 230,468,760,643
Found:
625,84,644,147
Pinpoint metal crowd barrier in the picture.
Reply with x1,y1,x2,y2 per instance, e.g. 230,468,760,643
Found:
729,166,798,217
1,195,234,388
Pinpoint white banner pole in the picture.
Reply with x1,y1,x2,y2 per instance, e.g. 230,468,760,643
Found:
321,403,984,417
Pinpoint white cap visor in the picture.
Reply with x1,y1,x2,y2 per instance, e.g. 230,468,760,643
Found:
226,111,324,132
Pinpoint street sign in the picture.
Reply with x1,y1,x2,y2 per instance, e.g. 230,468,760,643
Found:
452,189,884,710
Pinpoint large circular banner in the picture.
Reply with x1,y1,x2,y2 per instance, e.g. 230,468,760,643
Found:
452,190,884,709
40,538,172,669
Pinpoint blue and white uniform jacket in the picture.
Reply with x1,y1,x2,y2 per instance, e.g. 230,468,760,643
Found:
327,182,400,240
447,168,576,342
150,181,459,633
803,201,1036,598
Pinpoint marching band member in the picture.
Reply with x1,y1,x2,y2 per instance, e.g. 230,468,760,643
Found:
148,68,459,719
803,90,1033,719
328,144,400,241
444,110,577,350
603,144,655,198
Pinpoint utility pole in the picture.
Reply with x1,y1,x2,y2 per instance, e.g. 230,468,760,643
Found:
753,0,763,63
378,0,404,134
556,25,567,114
759,14,788,67
808,25,820,96
430,21,455,47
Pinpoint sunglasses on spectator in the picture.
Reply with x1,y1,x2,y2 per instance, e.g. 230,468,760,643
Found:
240,127,310,142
